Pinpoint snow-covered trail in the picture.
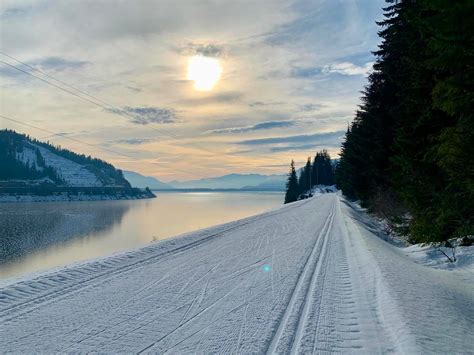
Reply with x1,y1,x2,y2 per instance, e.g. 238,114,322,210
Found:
1,194,472,353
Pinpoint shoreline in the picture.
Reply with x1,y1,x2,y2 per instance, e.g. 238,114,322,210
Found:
0,188,155,203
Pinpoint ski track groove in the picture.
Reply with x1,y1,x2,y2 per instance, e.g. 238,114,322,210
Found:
1,194,472,354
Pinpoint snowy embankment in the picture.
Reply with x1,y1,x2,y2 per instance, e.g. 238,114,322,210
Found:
0,190,154,203
0,194,472,353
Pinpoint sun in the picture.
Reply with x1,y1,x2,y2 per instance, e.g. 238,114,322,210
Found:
187,55,222,91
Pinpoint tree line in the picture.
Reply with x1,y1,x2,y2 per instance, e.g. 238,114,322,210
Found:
284,150,335,204
0,129,62,182
335,0,473,242
0,129,130,187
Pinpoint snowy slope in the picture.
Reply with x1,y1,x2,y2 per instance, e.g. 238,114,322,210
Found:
32,143,102,187
15,145,41,170
1,194,472,353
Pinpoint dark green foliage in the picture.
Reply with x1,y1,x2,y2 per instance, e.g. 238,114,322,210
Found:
312,150,334,186
0,129,59,182
284,160,299,204
284,151,335,203
336,0,474,242
298,158,312,195
0,129,130,187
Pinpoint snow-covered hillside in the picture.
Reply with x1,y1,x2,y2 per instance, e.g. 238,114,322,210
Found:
1,129,130,188
32,143,102,187
1,194,472,353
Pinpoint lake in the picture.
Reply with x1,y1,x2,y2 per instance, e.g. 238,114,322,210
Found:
0,191,284,280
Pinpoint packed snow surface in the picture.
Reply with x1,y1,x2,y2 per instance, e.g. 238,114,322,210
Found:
1,194,472,353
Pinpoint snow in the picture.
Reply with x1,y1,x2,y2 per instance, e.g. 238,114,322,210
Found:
32,143,102,187
15,145,40,170
1,194,472,353
0,192,153,203
403,242,474,271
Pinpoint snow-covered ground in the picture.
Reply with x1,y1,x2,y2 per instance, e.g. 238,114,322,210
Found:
32,144,102,187
0,192,153,203
1,194,472,353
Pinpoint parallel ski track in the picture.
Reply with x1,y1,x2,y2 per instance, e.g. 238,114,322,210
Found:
266,200,335,353
0,198,314,322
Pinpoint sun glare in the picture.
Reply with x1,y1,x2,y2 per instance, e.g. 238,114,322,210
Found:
187,55,222,91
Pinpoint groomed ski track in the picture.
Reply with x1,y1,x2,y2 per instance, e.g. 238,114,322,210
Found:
1,194,472,353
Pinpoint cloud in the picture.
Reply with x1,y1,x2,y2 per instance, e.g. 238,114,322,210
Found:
107,106,177,125
210,120,295,134
178,42,225,57
323,62,374,76
30,57,89,71
292,62,373,78
127,86,142,93
0,56,88,79
291,67,323,78
238,130,344,146
299,103,324,112
1,7,27,18
248,101,286,107
270,144,325,152
115,137,157,145
179,91,243,106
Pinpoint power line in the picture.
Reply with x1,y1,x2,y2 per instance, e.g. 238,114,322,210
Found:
0,114,204,178
0,51,119,109
0,60,108,110
0,53,228,160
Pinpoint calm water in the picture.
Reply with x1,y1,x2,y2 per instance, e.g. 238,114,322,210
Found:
0,191,283,280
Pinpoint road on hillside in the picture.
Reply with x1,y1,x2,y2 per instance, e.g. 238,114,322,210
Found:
1,194,472,353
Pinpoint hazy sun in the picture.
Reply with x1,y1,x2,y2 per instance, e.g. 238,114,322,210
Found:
187,55,222,91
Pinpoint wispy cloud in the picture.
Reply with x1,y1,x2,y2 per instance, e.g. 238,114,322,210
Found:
292,62,373,78
127,86,142,93
179,92,243,106
115,137,157,145
299,103,324,112
31,57,89,71
323,62,374,76
210,120,295,134
0,56,89,79
107,106,177,125
291,67,323,78
238,131,344,146
178,42,225,57
270,144,325,152
248,101,286,107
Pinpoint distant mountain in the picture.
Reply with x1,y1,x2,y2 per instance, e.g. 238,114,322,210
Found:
169,173,286,190
123,170,173,189
0,129,154,201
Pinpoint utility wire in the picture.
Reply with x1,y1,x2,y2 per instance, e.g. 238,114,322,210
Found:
0,53,227,160
0,114,204,178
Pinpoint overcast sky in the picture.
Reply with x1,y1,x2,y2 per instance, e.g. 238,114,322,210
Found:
0,0,384,181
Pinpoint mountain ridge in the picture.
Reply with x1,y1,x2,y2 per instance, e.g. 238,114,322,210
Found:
0,129,154,201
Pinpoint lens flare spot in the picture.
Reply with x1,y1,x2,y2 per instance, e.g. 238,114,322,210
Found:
263,265,271,272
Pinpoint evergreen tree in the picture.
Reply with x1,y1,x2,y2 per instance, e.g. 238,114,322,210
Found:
336,0,474,242
284,160,299,204
312,150,335,186
298,157,312,194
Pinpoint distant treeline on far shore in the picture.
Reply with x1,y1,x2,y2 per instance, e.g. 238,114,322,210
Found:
284,150,335,204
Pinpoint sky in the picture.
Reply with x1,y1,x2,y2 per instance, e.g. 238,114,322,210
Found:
0,0,385,181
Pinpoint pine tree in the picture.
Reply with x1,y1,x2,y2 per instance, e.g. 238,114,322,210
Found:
312,150,334,186
336,0,473,242
284,160,299,204
298,157,312,195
